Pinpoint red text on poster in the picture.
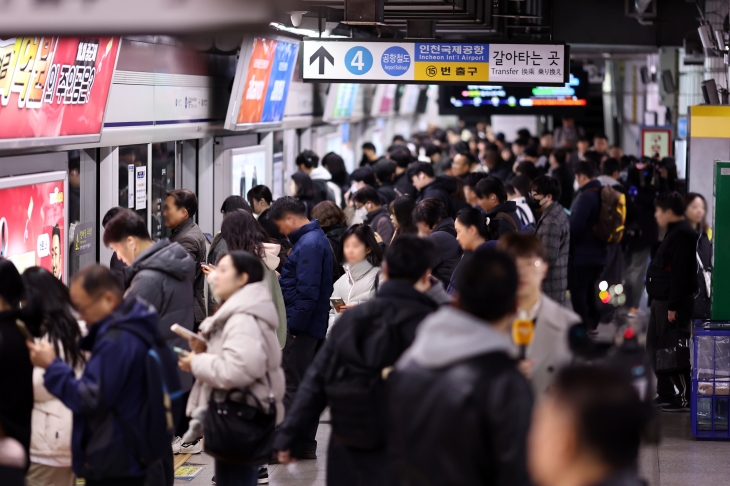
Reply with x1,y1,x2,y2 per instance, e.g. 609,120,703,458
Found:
0,36,120,142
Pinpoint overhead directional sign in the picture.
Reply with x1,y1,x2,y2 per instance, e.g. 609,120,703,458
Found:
300,40,569,85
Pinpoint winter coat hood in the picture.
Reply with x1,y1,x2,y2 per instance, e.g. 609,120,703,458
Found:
309,166,332,181
262,242,281,271
597,174,621,188
125,239,195,286
400,306,514,369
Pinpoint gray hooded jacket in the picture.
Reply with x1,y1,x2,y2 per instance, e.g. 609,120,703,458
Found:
124,239,195,349
399,305,515,369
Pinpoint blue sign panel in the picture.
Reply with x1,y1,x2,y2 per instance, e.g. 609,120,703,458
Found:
261,41,297,123
414,43,489,63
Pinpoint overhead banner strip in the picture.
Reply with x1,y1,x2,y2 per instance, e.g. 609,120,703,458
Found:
300,40,569,85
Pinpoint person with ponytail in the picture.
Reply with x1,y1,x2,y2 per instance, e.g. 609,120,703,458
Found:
447,207,496,294
0,258,34,486
22,267,85,486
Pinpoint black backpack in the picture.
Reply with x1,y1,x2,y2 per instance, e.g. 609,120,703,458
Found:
113,323,184,467
323,308,403,450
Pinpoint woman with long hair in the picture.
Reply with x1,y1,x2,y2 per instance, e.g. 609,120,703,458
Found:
328,224,383,331
322,152,350,199
447,207,496,294
22,267,85,486
179,251,285,486
290,172,318,218
0,259,34,486
388,196,418,243
685,192,712,319
205,209,287,347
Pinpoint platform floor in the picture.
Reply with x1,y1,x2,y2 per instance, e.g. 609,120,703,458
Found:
177,411,730,486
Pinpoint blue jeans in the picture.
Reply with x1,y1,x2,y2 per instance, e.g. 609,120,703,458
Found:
214,461,257,486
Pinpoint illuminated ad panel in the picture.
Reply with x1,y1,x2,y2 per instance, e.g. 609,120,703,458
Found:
236,38,298,126
0,37,120,148
0,175,67,281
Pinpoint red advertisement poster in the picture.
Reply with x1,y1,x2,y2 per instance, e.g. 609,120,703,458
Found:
0,178,65,281
237,38,277,124
0,36,120,146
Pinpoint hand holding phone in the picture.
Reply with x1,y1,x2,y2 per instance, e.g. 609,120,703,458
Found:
330,297,346,313
173,346,189,357
171,324,208,343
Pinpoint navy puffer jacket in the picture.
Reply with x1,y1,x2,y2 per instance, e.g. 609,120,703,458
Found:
279,220,334,339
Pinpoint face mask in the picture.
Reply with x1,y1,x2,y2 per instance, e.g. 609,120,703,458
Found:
355,206,368,219
350,182,359,194
573,179,580,192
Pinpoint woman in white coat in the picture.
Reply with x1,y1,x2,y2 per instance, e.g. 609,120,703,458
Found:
497,234,580,395
328,224,383,330
21,267,86,486
179,251,285,486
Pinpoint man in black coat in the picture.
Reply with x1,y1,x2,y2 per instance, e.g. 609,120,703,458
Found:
412,198,462,287
408,161,465,219
475,176,522,237
353,186,395,247
646,192,698,413
274,237,441,485
547,148,574,209
374,160,399,205
389,249,533,486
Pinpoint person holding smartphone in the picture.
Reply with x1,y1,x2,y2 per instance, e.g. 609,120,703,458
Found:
327,225,382,333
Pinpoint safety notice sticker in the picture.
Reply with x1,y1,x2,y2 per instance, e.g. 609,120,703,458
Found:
301,40,568,85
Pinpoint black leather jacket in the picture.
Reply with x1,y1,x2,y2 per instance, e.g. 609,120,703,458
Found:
388,352,533,486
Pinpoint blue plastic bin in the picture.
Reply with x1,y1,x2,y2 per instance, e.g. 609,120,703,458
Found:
692,321,730,439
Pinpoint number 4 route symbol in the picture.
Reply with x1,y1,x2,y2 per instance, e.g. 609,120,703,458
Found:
310,46,334,75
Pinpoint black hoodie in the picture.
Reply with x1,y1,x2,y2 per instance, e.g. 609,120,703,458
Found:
416,176,467,219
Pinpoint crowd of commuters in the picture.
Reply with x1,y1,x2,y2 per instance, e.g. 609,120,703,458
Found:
0,120,713,486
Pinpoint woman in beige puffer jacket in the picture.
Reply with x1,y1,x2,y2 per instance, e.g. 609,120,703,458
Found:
179,251,285,483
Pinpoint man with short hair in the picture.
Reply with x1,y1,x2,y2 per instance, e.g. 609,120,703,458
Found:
389,250,533,486
452,151,485,179
247,185,288,246
361,142,385,167
28,265,171,486
51,225,63,281
529,366,646,486
475,176,522,236
592,133,610,156
271,196,334,457
553,116,585,148
297,150,338,205
425,144,445,175
163,189,207,328
274,237,441,483
531,176,570,305
373,160,398,204
412,198,462,287
569,161,607,332
646,192,698,412
353,186,395,246
548,149,574,209
463,172,489,210
389,145,416,196
408,161,460,217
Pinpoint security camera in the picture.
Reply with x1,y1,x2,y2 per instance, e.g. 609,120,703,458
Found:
289,11,307,28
